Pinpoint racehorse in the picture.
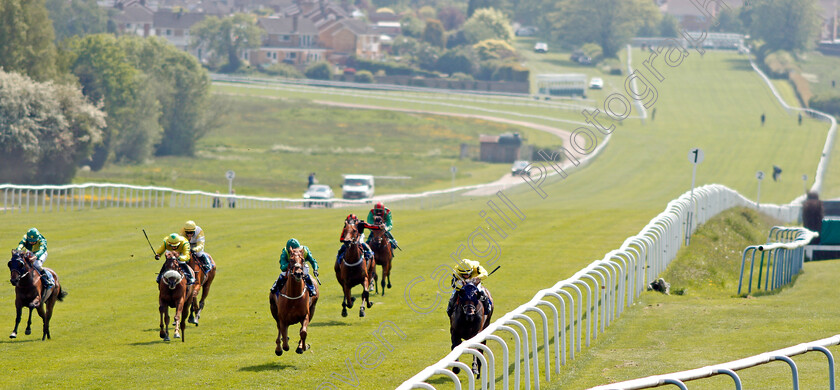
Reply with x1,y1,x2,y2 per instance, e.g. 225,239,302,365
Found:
335,215,375,317
7,250,67,340
158,251,188,342
368,216,393,296
449,280,494,377
186,252,216,326
269,247,318,356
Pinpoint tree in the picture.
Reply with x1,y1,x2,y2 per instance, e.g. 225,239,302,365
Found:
305,61,333,80
0,0,58,80
438,6,466,31
68,34,162,166
354,70,374,83
400,14,425,38
659,14,680,38
712,6,745,33
462,8,514,44
0,70,105,184
45,0,107,42
467,0,510,18
423,19,447,48
472,39,516,61
750,0,820,52
546,0,655,58
190,13,263,73
436,47,478,75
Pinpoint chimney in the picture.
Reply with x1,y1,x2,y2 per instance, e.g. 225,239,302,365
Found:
293,15,298,32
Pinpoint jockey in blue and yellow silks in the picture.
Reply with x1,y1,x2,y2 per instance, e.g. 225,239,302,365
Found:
446,259,492,318
271,238,318,297
154,233,195,285
180,220,214,274
16,228,54,289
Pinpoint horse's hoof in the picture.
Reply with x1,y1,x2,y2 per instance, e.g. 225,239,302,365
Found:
296,347,303,354
452,366,461,374
188,318,198,325
275,349,282,356
387,283,392,288
283,345,290,351
341,308,348,317
24,329,31,336
367,301,374,309
160,332,166,339
9,333,16,339
164,336,170,342
359,309,365,318
174,333,180,339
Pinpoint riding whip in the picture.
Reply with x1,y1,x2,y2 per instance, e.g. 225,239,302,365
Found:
488,265,501,277
142,229,157,257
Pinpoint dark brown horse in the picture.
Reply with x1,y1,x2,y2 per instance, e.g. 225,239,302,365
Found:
335,215,375,317
269,247,318,356
368,216,393,296
450,280,493,377
7,250,67,340
187,252,216,326
158,251,188,342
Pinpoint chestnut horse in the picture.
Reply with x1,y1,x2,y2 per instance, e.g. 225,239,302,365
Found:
186,252,216,326
7,250,67,340
368,216,393,296
269,247,318,356
158,251,188,342
335,215,375,317
449,280,493,377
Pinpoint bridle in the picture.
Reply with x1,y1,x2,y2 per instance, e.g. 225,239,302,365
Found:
280,250,308,300
8,252,32,286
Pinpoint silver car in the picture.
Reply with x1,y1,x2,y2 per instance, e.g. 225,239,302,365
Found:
303,184,335,208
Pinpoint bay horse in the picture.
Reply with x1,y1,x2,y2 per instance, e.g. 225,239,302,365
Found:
186,252,216,326
269,247,318,356
368,216,393,296
7,250,67,340
158,251,188,342
449,280,494,377
335,215,375,317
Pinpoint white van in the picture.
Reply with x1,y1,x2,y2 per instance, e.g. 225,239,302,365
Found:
342,174,375,199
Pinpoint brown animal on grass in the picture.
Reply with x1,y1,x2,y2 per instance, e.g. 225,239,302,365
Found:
8,250,67,340
335,215,375,317
269,247,318,356
158,251,188,342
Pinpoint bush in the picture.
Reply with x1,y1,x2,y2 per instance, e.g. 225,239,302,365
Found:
347,55,414,76
305,61,333,80
492,62,529,82
451,72,474,81
809,95,840,117
436,48,478,75
476,60,501,81
581,43,604,64
261,63,304,78
355,70,374,83
473,39,516,61
763,50,798,78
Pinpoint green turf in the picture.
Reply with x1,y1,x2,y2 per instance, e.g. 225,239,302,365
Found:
1,48,838,390
73,98,561,198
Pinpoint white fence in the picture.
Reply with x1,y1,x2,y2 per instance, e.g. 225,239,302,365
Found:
396,184,802,390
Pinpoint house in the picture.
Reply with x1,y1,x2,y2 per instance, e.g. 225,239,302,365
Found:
318,17,380,62
660,0,726,31
479,133,522,163
113,3,155,37
247,16,328,66
153,9,207,51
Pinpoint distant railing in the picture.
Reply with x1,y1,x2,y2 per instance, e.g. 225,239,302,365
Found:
737,226,817,295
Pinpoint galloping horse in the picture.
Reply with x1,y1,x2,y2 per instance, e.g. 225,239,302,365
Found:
7,250,67,340
449,280,494,377
269,247,318,356
368,216,393,296
335,215,375,317
186,252,216,326
158,251,188,342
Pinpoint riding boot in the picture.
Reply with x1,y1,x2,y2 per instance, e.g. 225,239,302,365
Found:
180,262,195,285
304,275,317,297
335,244,347,265
271,273,287,294
38,268,55,288
362,243,374,260
156,263,166,284
201,254,213,273
446,295,456,317
481,295,492,314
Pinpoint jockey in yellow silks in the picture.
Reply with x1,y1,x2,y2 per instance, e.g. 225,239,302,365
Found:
154,233,195,285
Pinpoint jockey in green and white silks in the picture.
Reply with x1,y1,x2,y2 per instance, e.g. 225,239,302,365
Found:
16,228,54,288
366,202,397,251
271,238,318,297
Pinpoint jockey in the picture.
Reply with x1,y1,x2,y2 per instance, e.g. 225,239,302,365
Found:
446,259,492,318
16,228,54,291
179,220,213,274
271,238,318,297
366,202,397,252
154,233,196,285
336,214,374,265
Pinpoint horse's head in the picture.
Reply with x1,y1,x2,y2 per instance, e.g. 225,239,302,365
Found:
163,251,181,268
8,250,31,286
288,248,305,281
456,282,481,317
341,215,360,243
160,251,183,289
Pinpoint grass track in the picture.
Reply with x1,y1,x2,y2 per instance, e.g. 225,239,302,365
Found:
1,48,838,389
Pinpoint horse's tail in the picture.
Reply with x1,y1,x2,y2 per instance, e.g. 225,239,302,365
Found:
57,288,68,302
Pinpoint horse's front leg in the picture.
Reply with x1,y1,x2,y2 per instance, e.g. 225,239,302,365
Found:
178,298,188,342
10,302,22,339
450,330,462,374
385,259,392,289
35,304,48,341
280,322,290,352
160,303,169,341
173,299,184,340
24,307,33,335
296,312,310,354
341,284,351,317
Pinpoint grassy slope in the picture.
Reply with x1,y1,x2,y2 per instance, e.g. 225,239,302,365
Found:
73,98,559,198
550,208,840,389
0,49,836,389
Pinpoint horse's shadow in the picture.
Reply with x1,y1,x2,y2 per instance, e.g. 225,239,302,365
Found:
1,338,39,345
129,340,166,346
309,320,351,327
239,362,294,372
